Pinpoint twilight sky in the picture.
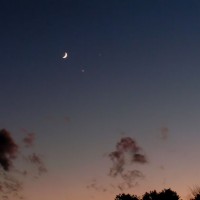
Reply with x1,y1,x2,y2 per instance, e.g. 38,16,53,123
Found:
1,0,200,200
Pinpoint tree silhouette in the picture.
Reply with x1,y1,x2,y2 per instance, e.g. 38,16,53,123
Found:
115,193,140,200
115,188,181,200
142,190,160,200
159,188,180,200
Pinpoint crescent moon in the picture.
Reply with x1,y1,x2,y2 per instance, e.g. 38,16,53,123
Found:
62,52,68,59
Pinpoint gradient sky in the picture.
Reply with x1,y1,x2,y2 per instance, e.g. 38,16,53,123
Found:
1,0,200,200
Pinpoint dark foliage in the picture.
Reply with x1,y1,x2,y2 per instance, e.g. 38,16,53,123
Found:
142,190,160,200
115,188,180,200
159,188,180,200
115,193,140,200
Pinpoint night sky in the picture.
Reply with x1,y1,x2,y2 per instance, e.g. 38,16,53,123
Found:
1,0,200,200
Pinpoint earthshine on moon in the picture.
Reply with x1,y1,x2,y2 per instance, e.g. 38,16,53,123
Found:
62,52,68,59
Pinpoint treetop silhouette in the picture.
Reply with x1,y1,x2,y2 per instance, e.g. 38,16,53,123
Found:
115,188,181,200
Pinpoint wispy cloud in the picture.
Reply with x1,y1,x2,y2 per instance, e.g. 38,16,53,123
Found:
108,137,147,189
26,153,47,175
87,137,148,193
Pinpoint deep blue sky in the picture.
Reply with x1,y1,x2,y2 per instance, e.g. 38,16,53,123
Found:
1,1,200,200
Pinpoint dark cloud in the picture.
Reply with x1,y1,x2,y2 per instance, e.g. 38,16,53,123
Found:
87,137,147,193
109,137,147,176
133,153,147,163
108,137,147,189
0,129,19,171
116,137,140,153
0,128,47,199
